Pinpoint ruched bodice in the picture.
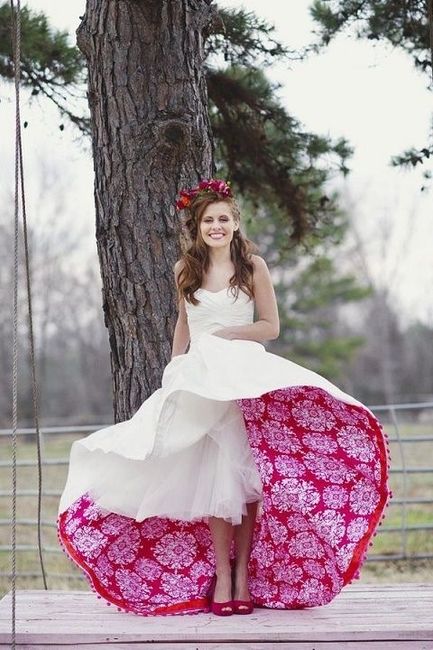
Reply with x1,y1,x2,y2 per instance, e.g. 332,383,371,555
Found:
185,287,254,343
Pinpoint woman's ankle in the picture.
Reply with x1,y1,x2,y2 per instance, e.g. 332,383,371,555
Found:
215,564,232,579
233,560,248,577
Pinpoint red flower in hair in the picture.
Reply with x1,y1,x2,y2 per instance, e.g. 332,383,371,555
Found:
175,178,232,211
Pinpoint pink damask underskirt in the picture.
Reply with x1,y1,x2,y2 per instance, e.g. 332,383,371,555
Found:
57,386,392,615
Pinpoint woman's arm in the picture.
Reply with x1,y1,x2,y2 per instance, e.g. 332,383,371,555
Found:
171,261,191,358
213,255,280,343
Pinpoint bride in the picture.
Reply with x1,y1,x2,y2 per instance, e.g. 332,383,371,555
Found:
173,180,279,615
57,178,391,617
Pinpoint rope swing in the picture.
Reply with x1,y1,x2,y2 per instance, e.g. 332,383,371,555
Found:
9,1,47,647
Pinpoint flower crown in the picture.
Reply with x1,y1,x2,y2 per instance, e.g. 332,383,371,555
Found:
175,178,232,211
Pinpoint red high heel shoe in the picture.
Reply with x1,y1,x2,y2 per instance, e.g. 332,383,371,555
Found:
230,561,254,615
232,599,254,615
207,574,233,616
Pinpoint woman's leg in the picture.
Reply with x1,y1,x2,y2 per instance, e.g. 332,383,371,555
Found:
233,500,259,601
208,516,234,607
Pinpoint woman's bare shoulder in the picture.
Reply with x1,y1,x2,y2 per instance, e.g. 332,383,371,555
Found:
174,259,185,276
250,254,275,297
173,260,186,290
250,254,270,273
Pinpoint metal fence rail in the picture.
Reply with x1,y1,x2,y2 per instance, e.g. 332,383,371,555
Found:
1,400,432,582
370,400,433,563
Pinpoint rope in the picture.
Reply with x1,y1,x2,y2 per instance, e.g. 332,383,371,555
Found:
10,2,21,644
19,102,48,593
429,0,433,84
10,1,47,646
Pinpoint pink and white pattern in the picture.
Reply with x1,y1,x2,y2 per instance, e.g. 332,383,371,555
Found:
57,386,391,615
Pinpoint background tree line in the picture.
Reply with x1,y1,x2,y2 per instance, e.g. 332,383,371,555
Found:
1,174,432,427
0,1,431,425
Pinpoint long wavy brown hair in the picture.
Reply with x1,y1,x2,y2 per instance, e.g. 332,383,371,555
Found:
177,192,258,305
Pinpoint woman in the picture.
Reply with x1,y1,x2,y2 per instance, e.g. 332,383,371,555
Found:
57,178,392,617
172,182,280,615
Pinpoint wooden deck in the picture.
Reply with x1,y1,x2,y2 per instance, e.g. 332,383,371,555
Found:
0,583,432,648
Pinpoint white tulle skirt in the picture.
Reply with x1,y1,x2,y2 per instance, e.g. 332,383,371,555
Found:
66,399,262,526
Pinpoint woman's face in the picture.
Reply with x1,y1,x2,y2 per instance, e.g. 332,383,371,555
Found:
199,201,239,248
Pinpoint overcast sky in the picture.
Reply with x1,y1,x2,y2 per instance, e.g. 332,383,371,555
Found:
1,1,432,324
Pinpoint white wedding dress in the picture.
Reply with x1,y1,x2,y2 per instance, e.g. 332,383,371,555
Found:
57,286,392,615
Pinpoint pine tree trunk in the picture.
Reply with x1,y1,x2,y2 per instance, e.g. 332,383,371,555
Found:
76,0,215,420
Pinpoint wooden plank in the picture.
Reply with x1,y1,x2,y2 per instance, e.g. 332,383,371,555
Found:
0,584,432,645
0,640,433,650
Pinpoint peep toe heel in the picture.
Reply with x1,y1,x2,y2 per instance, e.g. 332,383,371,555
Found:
207,574,233,616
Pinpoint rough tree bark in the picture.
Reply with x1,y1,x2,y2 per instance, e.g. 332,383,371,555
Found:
76,0,215,421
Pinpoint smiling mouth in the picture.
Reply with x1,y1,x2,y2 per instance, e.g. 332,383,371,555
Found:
208,233,225,239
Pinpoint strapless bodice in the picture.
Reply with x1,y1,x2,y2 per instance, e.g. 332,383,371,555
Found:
185,287,254,343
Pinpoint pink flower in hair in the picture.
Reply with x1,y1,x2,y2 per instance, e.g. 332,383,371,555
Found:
176,178,232,210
